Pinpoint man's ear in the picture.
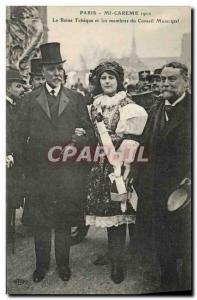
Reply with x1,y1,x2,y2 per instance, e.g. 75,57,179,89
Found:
42,65,45,76
6,83,11,94
183,76,189,89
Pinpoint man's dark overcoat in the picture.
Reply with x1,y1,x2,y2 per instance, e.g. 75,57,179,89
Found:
17,85,96,228
135,92,191,258
7,99,24,209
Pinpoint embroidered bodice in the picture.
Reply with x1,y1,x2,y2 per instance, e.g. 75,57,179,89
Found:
91,91,130,134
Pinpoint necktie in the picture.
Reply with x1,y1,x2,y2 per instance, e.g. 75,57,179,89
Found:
50,89,55,96
48,90,59,121
165,105,174,120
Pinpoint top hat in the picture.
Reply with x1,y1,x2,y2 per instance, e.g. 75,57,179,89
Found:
40,42,66,64
6,68,26,84
167,186,191,212
167,179,191,212
30,58,43,76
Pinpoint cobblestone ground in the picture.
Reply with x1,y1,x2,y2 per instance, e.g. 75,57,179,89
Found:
6,209,181,295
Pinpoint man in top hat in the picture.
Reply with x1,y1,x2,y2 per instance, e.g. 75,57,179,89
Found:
135,62,191,292
29,58,45,90
6,68,25,241
17,42,96,282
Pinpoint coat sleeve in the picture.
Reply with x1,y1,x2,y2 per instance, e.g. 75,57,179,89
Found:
73,93,97,148
116,103,148,136
6,104,13,156
15,95,31,172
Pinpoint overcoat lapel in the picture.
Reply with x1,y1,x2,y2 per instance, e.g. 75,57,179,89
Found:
58,87,71,117
36,88,51,119
35,86,72,119
142,101,165,155
163,96,188,140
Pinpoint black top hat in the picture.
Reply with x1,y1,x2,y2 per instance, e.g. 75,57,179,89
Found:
40,42,66,64
30,58,43,76
6,68,26,84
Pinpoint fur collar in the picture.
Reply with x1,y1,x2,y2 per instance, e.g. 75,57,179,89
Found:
93,91,126,109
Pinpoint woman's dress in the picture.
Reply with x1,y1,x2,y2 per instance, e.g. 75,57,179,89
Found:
86,91,147,227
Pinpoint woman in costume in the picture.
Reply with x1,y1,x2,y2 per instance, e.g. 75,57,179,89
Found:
86,61,148,284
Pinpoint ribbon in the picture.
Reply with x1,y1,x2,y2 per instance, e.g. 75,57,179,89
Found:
95,120,140,212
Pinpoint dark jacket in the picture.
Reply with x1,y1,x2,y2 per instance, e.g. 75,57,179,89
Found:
6,98,24,208
17,85,96,228
135,92,191,252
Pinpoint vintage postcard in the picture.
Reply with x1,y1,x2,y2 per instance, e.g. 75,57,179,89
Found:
6,6,192,295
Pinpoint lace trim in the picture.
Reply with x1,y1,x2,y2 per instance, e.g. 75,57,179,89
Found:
86,215,136,228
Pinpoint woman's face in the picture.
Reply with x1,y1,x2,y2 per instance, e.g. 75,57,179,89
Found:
100,72,118,96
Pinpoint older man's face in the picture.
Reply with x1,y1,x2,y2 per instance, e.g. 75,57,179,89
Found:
161,67,188,103
42,63,64,88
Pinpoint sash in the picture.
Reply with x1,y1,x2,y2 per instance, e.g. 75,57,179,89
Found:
96,120,139,212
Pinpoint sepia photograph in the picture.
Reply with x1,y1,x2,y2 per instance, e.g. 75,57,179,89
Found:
6,5,192,295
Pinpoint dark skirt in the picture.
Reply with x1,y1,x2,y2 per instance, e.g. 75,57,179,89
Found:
86,160,136,227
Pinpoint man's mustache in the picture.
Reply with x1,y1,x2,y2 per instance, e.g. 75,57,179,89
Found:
162,88,174,92
53,77,62,81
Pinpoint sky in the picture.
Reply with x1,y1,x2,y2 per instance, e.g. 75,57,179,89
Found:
47,6,191,70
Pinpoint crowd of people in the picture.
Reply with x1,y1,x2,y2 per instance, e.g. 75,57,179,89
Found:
6,42,191,293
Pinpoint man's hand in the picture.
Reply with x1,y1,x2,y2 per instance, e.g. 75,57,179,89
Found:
6,155,14,169
179,178,191,186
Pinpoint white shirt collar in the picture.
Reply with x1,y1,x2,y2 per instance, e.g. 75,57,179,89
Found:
6,96,16,106
45,82,61,96
165,92,186,107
